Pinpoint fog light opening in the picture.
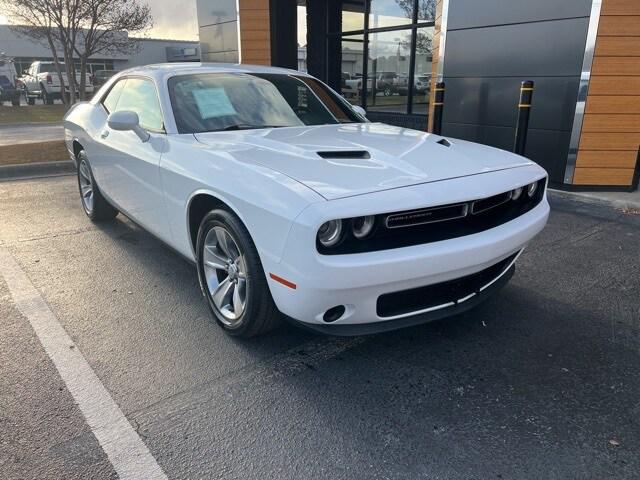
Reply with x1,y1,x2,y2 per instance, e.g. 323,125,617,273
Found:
323,305,346,323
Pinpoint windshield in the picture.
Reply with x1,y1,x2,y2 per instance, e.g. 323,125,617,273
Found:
168,72,364,134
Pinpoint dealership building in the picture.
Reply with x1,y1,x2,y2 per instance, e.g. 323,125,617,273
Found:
0,25,200,76
197,0,639,190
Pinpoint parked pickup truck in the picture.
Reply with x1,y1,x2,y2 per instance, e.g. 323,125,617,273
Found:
344,72,401,97
0,54,21,106
21,61,94,105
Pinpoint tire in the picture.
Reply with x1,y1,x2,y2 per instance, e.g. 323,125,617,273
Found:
76,150,118,222
41,85,54,105
383,87,392,97
196,209,281,337
25,89,35,105
11,98,20,107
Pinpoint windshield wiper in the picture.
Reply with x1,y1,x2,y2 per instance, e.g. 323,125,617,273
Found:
219,124,285,131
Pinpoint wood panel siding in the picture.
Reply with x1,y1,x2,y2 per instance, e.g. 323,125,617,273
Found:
585,95,640,114
589,76,640,95
582,114,640,132
598,16,640,36
427,0,444,132
573,167,636,185
576,150,638,168
601,0,640,16
574,0,640,187
238,0,271,65
579,132,640,151
594,36,640,56
592,56,640,76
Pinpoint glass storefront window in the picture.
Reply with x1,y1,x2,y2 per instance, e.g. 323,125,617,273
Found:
416,0,437,22
342,0,366,32
411,26,434,114
331,1,435,119
340,35,365,106
369,0,413,29
366,29,412,113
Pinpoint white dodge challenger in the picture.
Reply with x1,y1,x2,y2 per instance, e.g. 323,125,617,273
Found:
64,63,549,337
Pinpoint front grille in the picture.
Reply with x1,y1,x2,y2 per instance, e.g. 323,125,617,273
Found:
317,178,546,255
385,203,468,229
376,251,519,318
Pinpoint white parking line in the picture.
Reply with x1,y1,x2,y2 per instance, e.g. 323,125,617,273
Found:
0,248,168,480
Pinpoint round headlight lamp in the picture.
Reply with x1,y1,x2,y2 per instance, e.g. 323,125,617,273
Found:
352,216,375,239
527,182,538,198
511,187,523,201
318,219,343,247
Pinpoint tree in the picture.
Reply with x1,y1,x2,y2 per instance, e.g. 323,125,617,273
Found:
397,0,436,59
2,0,152,105
3,0,76,105
73,0,152,100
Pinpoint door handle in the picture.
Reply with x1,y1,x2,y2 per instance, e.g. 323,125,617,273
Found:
100,130,109,139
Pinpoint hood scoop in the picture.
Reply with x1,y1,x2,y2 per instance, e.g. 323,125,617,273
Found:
317,150,371,159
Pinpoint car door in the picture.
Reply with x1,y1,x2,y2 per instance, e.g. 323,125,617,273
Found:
26,65,37,92
93,76,170,241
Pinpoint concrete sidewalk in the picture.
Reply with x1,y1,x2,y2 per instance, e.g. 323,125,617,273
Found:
550,188,640,210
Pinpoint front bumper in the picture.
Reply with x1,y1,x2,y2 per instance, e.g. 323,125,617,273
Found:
286,264,516,336
264,166,549,333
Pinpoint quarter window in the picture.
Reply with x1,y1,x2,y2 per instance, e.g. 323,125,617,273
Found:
104,78,163,131
114,78,164,131
102,79,125,113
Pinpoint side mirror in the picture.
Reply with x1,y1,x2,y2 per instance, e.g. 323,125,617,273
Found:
107,110,150,142
352,105,367,118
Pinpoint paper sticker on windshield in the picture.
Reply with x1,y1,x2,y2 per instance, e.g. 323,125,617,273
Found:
192,88,236,119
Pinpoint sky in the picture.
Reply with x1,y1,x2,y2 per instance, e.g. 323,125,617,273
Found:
3,3,344,45
0,0,199,41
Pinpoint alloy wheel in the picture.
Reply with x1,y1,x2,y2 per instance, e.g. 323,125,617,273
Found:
202,226,248,326
78,159,94,214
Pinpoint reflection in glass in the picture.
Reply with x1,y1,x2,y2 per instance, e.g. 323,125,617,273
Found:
417,0,437,22
412,26,434,114
342,0,365,32
366,29,412,113
369,0,412,29
168,73,363,134
115,78,163,131
340,35,365,106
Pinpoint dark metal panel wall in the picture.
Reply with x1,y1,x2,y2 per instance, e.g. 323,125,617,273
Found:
447,0,592,30
306,0,342,89
270,0,298,69
441,1,592,184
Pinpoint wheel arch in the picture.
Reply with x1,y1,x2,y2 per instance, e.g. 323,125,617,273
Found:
71,140,84,167
186,190,250,259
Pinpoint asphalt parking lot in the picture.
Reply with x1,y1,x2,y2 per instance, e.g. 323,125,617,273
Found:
1,174,639,479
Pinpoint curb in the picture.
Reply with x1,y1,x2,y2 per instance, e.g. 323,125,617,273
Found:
0,121,63,128
548,189,640,211
0,160,75,181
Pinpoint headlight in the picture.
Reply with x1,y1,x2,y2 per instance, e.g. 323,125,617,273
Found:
511,187,523,201
317,219,343,247
527,182,538,198
352,216,375,239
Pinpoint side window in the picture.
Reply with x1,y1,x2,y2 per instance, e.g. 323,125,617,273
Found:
102,79,126,113
113,78,164,131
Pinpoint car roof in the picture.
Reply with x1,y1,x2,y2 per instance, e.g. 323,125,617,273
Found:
117,63,310,80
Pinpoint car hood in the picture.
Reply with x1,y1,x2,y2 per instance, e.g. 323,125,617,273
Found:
194,123,534,200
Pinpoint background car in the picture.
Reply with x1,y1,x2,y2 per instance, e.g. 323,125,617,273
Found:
0,54,21,106
414,74,431,93
63,63,549,338
21,61,94,105
92,69,118,88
